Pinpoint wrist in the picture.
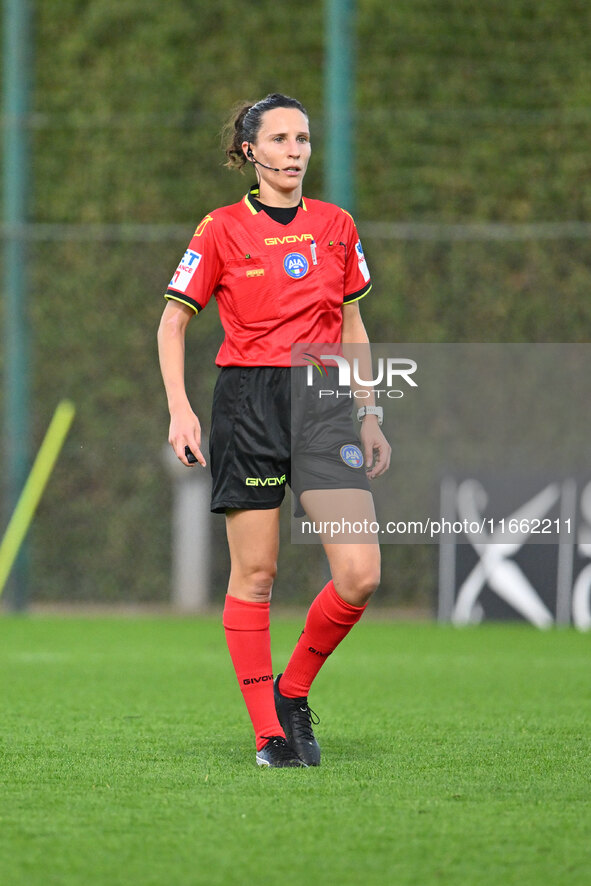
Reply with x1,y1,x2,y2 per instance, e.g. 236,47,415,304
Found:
168,396,193,416
357,405,383,426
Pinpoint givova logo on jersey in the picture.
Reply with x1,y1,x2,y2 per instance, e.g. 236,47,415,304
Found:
169,249,202,292
283,252,309,279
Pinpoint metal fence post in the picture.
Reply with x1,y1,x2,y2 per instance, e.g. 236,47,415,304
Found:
2,0,33,610
162,442,211,612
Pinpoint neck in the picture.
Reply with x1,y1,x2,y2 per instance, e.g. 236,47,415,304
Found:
256,180,302,208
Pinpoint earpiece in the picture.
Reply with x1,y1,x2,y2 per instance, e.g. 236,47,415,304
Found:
246,143,280,173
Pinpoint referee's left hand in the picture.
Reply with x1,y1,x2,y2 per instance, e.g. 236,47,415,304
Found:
360,417,391,479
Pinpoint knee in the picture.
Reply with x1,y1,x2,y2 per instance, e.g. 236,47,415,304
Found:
248,568,276,603
231,563,277,603
334,563,381,607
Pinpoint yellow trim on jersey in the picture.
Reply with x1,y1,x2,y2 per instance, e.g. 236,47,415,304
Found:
343,284,372,305
194,214,213,237
301,197,307,211
244,191,259,215
164,292,200,313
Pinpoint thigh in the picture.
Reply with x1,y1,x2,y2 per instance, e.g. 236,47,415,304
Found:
225,507,281,601
299,488,378,544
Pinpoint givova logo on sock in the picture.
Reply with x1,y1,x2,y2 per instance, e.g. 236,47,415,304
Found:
308,646,329,658
243,674,274,685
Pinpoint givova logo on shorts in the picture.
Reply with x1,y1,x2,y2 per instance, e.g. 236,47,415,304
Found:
283,252,309,279
245,474,287,486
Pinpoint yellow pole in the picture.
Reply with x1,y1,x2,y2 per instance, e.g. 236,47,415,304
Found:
0,399,75,598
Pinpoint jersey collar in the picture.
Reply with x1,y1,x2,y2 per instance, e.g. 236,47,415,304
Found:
244,185,306,215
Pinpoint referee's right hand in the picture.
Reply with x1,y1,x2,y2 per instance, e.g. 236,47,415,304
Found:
168,408,207,467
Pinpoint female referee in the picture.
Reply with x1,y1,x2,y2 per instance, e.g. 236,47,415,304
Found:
157,93,391,768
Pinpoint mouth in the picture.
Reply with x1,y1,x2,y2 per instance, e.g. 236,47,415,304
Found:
284,166,301,175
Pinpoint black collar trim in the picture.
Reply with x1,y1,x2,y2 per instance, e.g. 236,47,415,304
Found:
244,185,306,216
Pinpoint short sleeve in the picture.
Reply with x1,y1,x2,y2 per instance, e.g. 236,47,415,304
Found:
164,213,223,313
341,211,372,305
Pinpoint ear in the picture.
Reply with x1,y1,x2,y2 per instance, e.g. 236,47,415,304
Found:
242,141,253,161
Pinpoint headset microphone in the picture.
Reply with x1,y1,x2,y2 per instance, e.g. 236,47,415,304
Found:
247,146,280,173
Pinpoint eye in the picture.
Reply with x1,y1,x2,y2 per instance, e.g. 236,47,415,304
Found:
297,136,310,143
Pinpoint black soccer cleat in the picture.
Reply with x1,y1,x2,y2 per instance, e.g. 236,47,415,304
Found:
274,674,321,767
256,735,308,768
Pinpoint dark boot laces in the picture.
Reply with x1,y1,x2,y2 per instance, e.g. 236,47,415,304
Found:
288,700,320,743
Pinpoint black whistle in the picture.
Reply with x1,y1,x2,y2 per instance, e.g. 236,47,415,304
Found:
184,445,198,464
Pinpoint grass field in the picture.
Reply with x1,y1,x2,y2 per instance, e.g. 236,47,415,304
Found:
1,615,589,886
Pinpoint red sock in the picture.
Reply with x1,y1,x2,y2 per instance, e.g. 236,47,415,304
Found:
223,594,284,751
279,580,367,699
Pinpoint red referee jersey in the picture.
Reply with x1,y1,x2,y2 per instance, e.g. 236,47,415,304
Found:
164,186,372,366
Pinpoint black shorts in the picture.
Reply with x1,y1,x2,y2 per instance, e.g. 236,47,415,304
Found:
209,366,370,515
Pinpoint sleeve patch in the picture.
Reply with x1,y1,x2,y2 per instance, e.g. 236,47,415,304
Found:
355,240,370,283
168,249,202,293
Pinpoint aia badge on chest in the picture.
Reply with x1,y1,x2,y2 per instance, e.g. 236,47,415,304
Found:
283,252,309,279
